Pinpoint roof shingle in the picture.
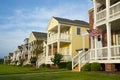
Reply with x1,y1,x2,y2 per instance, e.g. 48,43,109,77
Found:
53,17,89,27
32,32,47,40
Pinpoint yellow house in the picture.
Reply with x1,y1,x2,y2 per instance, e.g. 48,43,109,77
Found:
28,31,47,67
46,17,90,64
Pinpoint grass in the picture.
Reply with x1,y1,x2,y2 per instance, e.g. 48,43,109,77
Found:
0,64,67,75
0,64,120,80
0,72,120,80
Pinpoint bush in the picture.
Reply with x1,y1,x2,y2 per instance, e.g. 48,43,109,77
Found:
81,63,91,71
58,62,67,69
40,64,46,68
91,62,101,71
51,53,63,65
66,62,72,70
30,57,37,64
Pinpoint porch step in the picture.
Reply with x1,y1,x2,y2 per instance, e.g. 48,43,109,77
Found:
72,65,79,71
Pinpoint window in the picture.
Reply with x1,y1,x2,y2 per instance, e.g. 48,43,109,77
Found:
77,27,81,35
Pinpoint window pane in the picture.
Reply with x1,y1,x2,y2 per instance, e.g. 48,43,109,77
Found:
77,28,81,35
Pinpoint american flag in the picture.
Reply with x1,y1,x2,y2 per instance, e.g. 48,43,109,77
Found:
87,29,102,37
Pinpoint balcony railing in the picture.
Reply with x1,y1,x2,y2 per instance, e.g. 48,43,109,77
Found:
96,1,120,23
48,33,71,43
90,45,120,61
96,9,106,22
90,47,108,60
110,1,120,18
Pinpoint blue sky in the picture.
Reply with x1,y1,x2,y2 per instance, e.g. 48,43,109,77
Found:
0,0,93,58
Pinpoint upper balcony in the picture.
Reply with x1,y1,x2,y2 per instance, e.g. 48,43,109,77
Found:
48,33,71,44
95,0,120,26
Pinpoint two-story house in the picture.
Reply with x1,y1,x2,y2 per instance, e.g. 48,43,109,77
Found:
46,17,89,65
28,31,47,68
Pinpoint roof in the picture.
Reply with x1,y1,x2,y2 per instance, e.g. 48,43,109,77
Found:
32,32,47,40
9,53,13,56
53,17,89,27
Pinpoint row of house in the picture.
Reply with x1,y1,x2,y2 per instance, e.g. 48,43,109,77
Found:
4,0,120,72
4,16,89,68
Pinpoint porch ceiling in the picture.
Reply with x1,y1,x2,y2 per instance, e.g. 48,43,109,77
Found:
111,19,120,31
96,0,120,5
50,42,70,47
96,0,105,4
97,19,120,32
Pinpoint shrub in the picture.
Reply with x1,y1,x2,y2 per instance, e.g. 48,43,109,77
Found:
66,62,72,70
51,53,63,65
46,64,50,68
30,57,37,64
40,64,46,68
81,63,91,71
58,62,67,69
91,62,101,71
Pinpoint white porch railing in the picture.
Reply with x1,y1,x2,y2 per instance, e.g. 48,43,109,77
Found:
90,47,108,60
48,33,71,44
46,55,54,64
111,45,120,59
90,46,120,61
96,1,120,23
37,53,46,68
96,9,106,22
110,1,120,18
72,50,90,71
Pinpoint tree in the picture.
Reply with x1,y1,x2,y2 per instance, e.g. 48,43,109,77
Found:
30,57,37,67
51,53,63,65
31,40,43,57
30,40,44,67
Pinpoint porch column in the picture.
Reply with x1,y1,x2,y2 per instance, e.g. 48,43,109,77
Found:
90,37,93,60
93,0,97,26
51,44,54,55
106,0,111,60
94,36,97,60
57,24,60,53
93,0,97,60
106,23,111,60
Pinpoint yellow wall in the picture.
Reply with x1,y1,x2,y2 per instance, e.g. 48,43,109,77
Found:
70,26,90,56
28,33,36,43
60,43,70,55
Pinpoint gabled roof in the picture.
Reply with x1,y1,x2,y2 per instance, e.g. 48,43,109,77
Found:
9,53,13,56
53,17,89,27
32,32,47,40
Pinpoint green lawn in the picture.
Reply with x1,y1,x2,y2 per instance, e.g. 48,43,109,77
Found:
0,64,67,74
0,72,120,80
0,64,120,80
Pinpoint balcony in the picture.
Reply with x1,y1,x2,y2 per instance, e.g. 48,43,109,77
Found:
96,1,120,25
48,33,71,44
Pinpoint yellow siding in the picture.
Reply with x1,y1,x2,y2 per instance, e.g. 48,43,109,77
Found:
47,18,58,31
60,44,70,55
28,33,36,43
70,26,90,56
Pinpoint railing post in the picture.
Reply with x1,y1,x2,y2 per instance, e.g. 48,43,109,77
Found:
95,36,97,60
78,54,81,71
72,58,73,70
